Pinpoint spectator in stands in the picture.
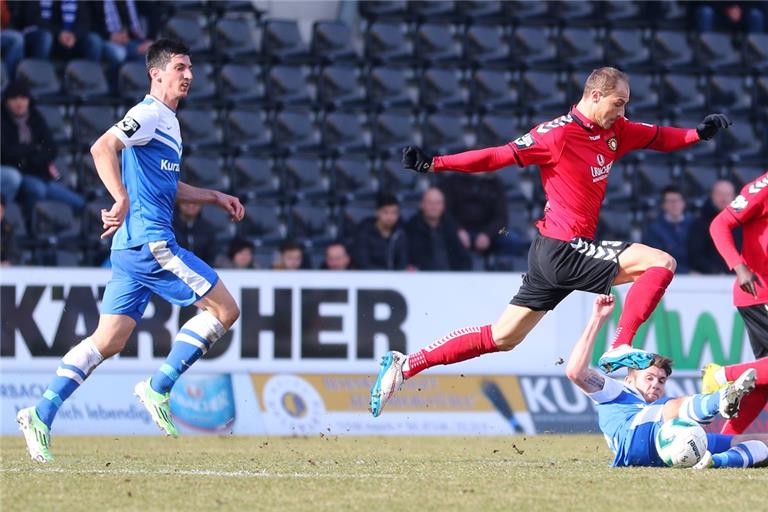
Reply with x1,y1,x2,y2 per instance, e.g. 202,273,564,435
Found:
173,202,215,265
643,185,693,274
688,180,740,274
217,236,258,270
691,2,766,33
439,172,510,257
17,0,102,62
0,197,18,266
406,187,471,271
353,193,408,270
273,239,305,270
1,0,24,77
0,81,85,212
322,241,352,270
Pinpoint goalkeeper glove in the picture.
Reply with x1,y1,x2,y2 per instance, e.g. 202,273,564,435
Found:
696,113,731,141
402,146,433,173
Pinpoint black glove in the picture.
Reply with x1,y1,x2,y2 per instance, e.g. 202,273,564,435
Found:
696,113,732,141
401,146,433,173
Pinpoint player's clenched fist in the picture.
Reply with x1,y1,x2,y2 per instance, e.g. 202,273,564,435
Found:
696,113,732,141
402,146,433,173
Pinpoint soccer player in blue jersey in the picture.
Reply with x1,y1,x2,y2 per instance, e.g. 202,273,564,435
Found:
566,294,768,468
16,39,245,463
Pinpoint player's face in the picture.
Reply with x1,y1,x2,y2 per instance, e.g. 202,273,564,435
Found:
157,54,193,99
593,83,629,129
627,366,668,403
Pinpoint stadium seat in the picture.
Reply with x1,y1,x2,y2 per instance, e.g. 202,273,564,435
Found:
311,21,358,64
743,34,768,73
177,108,221,150
418,68,466,112
605,29,653,72
321,111,369,155
706,75,752,114
73,105,117,148
731,165,767,188
182,154,229,191
315,64,367,109
209,0,263,16
63,60,110,102
520,71,567,115
456,0,504,21
339,202,374,243
558,28,605,70
475,112,523,147
219,63,265,105
510,27,559,68
31,200,80,246
463,24,511,68
237,202,286,243
633,160,675,200
379,155,423,200
80,197,113,263
601,164,633,206
200,204,238,242
163,14,211,57
0,62,7,93
659,74,706,116
695,33,741,74
408,0,458,21
265,65,312,107
15,59,62,99
469,69,520,113
36,104,72,147
505,0,552,26
272,109,321,154
3,200,28,241
622,73,659,117
604,0,646,27
597,207,634,241
78,152,107,198
329,156,377,202
224,108,272,153
552,0,602,26
651,30,696,72
414,23,463,64
371,110,417,158
283,155,330,200
421,112,467,155
182,63,217,105
213,14,260,61
118,61,150,101
358,1,408,21
364,21,412,65
261,19,310,63
679,163,722,200
494,164,528,202
366,65,413,109
756,76,768,110
718,120,764,163
288,203,338,243
231,155,281,199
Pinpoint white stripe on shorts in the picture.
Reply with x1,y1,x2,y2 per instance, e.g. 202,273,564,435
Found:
148,241,213,297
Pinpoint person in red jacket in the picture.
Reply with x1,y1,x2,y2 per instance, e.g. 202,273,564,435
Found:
705,170,768,434
370,66,732,417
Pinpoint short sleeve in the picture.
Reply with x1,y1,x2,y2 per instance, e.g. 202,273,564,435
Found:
108,105,159,148
588,376,624,404
509,129,555,167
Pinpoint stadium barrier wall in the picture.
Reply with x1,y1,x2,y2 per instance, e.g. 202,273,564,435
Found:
2,268,762,436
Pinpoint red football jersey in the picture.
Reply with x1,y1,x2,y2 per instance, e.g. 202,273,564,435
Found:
434,107,699,241
711,171,768,307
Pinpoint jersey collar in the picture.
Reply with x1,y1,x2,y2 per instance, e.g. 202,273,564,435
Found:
147,94,177,115
570,105,597,133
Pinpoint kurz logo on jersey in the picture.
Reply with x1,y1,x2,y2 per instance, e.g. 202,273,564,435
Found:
160,159,180,172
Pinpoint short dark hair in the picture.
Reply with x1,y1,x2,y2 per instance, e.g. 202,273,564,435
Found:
629,354,674,378
279,239,303,253
146,39,190,73
661,185,683,199
3,80,30,100
228,236,254,259
376,193,399,209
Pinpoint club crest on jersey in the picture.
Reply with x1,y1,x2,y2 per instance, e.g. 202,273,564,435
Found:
513,133,536,149
117,116,140,137
606,136,618,151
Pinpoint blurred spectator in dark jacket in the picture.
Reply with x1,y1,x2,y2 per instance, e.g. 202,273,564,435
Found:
173,202,215,265
321,241,352,270
439,172,509,256
353,193,408,270
406,187,471,271
17,0,102,61
688,180,741,274
0,197,19,266
690,1,767,33
643,185,693,274
1,0,24,76
1,81,85,211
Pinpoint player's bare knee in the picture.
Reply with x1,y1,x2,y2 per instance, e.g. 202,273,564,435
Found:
657,252,676,272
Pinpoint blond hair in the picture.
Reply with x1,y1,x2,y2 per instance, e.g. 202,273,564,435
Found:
582,67,629,98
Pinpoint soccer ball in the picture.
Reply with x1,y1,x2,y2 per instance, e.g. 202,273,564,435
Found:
654,418,708,467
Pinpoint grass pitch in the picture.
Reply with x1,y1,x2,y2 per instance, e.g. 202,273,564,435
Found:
1,434,766,512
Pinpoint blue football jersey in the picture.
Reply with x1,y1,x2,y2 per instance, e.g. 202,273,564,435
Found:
588,377,670,467
107,95,183,249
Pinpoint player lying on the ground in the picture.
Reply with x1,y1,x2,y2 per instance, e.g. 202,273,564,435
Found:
703,356,768,434
708,169,768,434
370,66,732,418
566,294,768,468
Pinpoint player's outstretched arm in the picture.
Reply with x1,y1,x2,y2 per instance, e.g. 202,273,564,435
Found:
402,144,521,174
90,132,129,239
565,295,614,393
176,181,245,222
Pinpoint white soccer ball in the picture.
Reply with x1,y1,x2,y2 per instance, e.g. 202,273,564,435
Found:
654,418,708,467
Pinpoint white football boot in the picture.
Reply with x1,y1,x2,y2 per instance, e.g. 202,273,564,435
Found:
719,368,757,419
369,351,405,417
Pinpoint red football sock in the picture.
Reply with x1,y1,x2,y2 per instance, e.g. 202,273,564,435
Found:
403,325,498,379
720,386,768,435
725,357,768,386
611,266,674,348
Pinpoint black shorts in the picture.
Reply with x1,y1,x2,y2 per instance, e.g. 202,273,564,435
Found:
511,234,632,311
738,303,768,359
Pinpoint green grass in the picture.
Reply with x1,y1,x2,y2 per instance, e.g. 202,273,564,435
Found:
1,435,766,512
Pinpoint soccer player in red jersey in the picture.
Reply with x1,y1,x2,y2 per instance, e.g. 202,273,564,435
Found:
369,67,732,417
705,170,768,434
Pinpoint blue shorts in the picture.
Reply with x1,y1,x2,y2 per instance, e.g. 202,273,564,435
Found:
101,239,219,322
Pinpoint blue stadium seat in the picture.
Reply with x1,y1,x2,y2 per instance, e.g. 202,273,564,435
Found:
506,0,552,26
718,119,764,163
177,108,221,150
265,64,312,107
200,204,238,242
63,60,110,102
224,108,272,153
37,104,71,148
73,105,116,148
706,75,752,114
605,28,653,72
329,156,377,202
231,155,281,200
695,33,741,74
660,73,706,116
322,111,369,156
371,110,417,158
163,14,212,57
633,160,675,199
456,1,504,21
408,1,458,22
731,165,767,188
15,59,62,100
364,21,412,65
181,63,217,105
219,63,265,105
311,21,358,64
182,154,229,191
315,64,367,109
520,71,567,115
288,203,337,243
463,24,511,68
213,14,260,61
418,68,466,111
358,1,409,21
421,112,467,155
118,61,149,102
743,34,768,73
261,19,310,64
283,155,330,200
237,202,286,243
31,200,80,249
623,73,660,117
366,65,413,109
378,155,423,200
469,69,520,113
272,109,321,155
511,27,559,68
553,0,603,27
604,0,647,27
81,198,113,262
78,152,107,198
475,112,523,147
597,207,635,241
414,23,463,64
559,28,605,70
651,30,696,72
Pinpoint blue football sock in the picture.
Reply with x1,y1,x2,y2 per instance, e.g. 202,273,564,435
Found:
678,391,720,425
712,441,768,468
35,338,103,429
150,311,225,394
